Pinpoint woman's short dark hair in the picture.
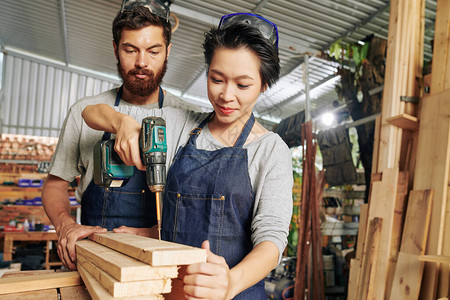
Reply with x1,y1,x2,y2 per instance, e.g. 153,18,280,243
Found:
112,6,171,48
202,22,280,88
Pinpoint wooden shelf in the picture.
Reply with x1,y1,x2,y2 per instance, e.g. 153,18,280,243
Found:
324,189,365,199
0,160,50,165
419,255,450,264
386,113,419,131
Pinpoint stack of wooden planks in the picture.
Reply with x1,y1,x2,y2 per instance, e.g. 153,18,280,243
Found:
76,232,206,299
0,269,87,299
347,0,450,298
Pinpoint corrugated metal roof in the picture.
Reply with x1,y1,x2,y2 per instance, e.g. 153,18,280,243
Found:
0,0,437,129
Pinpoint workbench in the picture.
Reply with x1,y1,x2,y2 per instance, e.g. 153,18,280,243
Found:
1,231,62,269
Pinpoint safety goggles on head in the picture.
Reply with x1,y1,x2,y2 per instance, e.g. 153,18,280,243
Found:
120,0,170,22
218,13,279,48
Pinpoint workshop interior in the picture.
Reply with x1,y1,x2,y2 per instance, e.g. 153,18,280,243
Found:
1,0,449,299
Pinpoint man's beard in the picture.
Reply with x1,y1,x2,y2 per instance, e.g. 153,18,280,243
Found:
117,60,167,97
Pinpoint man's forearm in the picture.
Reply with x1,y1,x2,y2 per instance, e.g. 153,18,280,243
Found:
42,175,75,233
82,104,126,133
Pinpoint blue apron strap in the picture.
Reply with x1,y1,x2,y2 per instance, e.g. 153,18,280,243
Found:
102,86,123,141
188,112,215,145
234,114,255,148
102,86,163,141
158,86,164,109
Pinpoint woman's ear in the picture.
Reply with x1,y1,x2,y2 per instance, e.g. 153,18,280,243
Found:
261,83,269,93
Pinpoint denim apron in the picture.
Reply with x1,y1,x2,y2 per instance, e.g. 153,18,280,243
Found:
162,113,266,299
81,86,164,230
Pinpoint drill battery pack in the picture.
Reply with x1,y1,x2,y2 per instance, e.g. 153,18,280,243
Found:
93,139,134,188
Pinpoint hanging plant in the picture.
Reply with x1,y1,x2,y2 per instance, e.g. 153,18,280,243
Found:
329,40,370,71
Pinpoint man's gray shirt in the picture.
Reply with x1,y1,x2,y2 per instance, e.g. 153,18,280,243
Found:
49,88,201,201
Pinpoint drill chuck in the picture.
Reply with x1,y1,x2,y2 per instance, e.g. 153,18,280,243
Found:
145,163,166,193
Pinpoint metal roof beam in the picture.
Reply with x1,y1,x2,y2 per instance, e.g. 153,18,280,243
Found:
0,31,5,52
322,2,390,50
170,4,219,26
59,0,70,66
258,73,338,116
253,0,270,13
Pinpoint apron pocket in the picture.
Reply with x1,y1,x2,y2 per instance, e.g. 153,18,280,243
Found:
101,189,153,229
163,191,225,253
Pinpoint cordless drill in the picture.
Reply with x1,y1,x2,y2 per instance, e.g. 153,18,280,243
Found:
139,117,167,241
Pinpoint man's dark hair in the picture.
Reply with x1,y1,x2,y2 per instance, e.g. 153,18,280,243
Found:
113,5,171,47
202,22,280,88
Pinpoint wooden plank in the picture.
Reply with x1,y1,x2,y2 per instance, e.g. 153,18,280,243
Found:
347,258,360,300
431,0,450,94
0,270,60,300
77,254,171,297
389,190,433,299
1,270,55,278
443,90,450,297
385,171,409,296
0,289,58,300
386,114,419,131
355,179,382,298
441,182,450,295
419,255,450,264
389,253,424,299
414,91,450,299
347,203,368,299
367,168,399,300
0,271,81,294
356,204,369,261
59,286,91,300
357,217,383,300
397,0,414,115
77,265,163,300
400,190,433,253
75,240,178,282
377,0,403,172
90,232,206,266
371,115,381,174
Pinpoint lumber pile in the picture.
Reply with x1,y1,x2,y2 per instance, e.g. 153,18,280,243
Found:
347,0,450,298
76,232,206,299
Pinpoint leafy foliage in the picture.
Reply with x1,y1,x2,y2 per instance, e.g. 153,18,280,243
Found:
328,40,369,70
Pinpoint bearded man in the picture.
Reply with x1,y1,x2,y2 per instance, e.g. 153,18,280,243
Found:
42,1,200,270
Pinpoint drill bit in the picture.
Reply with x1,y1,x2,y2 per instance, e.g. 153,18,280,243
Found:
155,191,162,241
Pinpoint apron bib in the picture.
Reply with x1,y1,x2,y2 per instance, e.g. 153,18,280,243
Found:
81,86,164,230
162,113,266,299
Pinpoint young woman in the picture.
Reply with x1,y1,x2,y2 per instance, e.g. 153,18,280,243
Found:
82,13,293,299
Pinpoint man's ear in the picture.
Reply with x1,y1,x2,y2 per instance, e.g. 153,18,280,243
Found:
113,40,119,60
166,43,172,59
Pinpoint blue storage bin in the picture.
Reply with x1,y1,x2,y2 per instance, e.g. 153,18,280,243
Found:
30,179,43,187
18,179,31,187
23,199,34,205
33,197,42,205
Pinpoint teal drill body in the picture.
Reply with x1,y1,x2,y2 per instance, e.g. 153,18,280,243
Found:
139,117,167,192
139,117,167,241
